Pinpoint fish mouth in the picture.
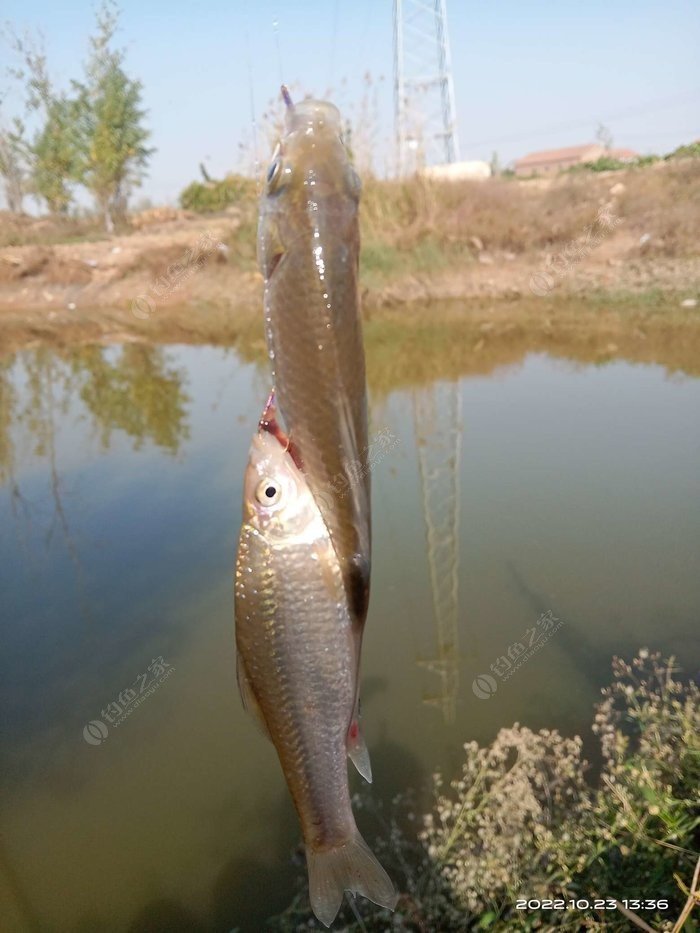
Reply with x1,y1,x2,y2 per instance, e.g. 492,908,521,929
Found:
258,389,304,470
281,85,294,110
282,85,341,136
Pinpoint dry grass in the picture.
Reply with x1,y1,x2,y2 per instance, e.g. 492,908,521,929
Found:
359,159,700,266
615,160,700,255
361,174,594,254
4,161,698,265
0,211,108,249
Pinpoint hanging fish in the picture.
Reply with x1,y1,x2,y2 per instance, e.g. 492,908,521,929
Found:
257,88,370,624
235,394,396,926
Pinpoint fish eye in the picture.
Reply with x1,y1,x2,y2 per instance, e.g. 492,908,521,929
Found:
255,478,282,506
267,160,281,184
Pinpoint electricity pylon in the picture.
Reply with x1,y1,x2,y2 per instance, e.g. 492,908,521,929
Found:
413,381,462,722
393,0,461,175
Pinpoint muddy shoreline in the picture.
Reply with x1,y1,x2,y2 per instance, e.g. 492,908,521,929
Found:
2,293,699,393
1,258,698,360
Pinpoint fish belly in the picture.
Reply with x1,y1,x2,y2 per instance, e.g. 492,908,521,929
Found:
235,526,356,847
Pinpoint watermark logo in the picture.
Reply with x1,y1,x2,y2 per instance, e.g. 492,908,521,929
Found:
131,231,224,319
131,294,157,320
82,656,175,745
82,719,109,745
529,206,622,296
471,673,498,700
314,428,401,510
472,611,565,700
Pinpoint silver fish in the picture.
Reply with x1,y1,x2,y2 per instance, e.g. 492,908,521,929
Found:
257,90,370,623
234,396,396,926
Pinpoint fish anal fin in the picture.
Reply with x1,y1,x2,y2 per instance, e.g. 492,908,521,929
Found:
236,652,271,740
347,717,372,783
347,693,372,783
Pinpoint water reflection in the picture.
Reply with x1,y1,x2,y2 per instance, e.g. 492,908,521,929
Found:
0,338,699,931
223,298,700,395
72,344,190,453
0,344,189,487
413,382,462,722
0,344,190,632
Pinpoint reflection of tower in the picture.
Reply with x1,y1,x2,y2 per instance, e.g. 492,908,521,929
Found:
393,0,461,175
413,381,462,722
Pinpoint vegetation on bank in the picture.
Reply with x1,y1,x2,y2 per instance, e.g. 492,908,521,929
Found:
172,134,700,282
567,141,700,174
168,157,700,290
268,158,699,283
2,135,699,292
179,173,256,214
269,650,699,932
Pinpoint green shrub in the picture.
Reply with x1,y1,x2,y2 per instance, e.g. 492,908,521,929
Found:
666,141,700,161
179,173,255,212
570,156,629,173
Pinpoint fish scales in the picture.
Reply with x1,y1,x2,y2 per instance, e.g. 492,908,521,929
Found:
236,526,356,845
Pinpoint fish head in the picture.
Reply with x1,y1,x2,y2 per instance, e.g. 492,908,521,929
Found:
263,94,362,217
242,425,323,545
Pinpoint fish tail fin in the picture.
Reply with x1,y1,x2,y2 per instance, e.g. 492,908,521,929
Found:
306,828,397,927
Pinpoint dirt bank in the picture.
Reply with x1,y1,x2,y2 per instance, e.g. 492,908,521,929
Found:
0,161,697,353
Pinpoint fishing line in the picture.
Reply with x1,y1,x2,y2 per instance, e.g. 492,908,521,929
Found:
345,893,369,932
359,0,374,59
272,13,285,87
329,0,339,87
243,11,261,193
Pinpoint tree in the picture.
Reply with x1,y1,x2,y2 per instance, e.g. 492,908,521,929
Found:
32,97,80,214
3,30,80,214
0,112,30,212
596,122,613,152
73,2,154,232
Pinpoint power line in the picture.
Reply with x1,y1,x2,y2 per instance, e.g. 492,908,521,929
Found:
465,89,700,152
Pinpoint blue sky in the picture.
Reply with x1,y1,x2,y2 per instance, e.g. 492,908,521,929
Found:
1,0,698,205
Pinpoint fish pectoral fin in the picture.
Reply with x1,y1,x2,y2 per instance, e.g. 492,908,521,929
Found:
347,711,372,784
236,652,271,740
258,220,285,280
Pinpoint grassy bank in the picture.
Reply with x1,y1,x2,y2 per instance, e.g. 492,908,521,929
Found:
0,159,698,327
270,650,700,932
217,158,700,286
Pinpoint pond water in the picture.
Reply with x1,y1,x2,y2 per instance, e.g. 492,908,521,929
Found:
0,337,698,931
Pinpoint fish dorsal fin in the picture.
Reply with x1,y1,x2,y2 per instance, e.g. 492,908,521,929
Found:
236,652,271,740
347,699,372,783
